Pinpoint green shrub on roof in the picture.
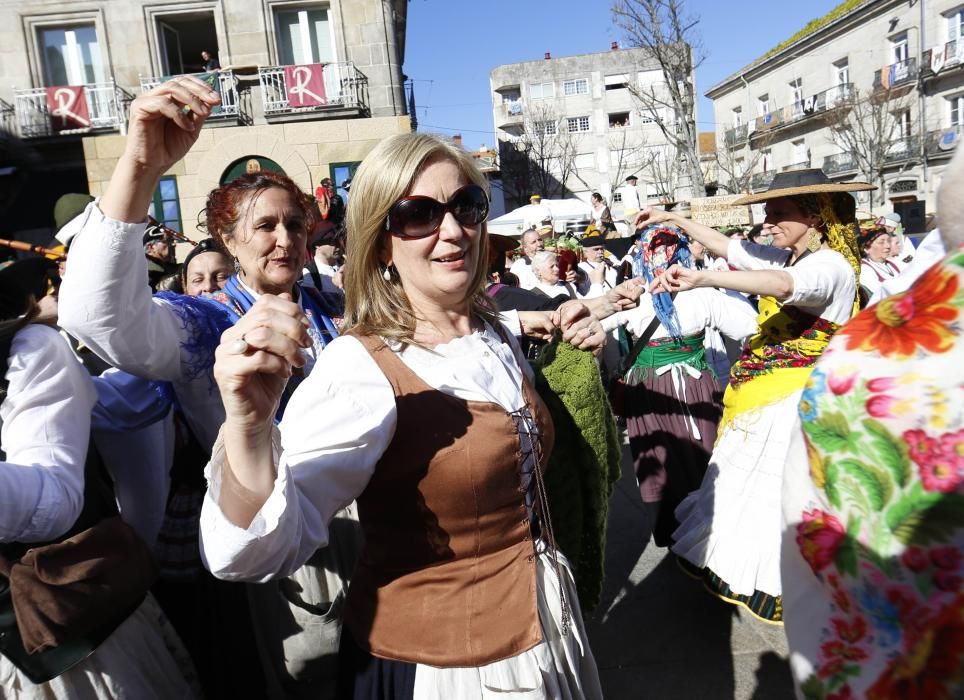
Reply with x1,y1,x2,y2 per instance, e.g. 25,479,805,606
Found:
762,0,868,60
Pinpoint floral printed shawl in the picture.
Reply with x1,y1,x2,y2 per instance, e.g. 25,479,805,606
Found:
781,246,964,699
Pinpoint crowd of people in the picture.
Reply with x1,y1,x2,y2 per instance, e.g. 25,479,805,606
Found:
0,72,960,699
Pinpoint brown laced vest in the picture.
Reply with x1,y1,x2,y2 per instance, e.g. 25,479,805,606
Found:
343,333,555,667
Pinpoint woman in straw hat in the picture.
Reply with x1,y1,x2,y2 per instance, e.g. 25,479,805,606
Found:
634,169,873,623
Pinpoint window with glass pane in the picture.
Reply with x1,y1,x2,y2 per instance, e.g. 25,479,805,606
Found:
948,9,964,42
38,24,105,85
530,82,553,99
563,79,588,96
732,107,742,127
891,33,908,63
567,116,590,132
834,59,849,85
951,95,964,126
789,78,803,106
275,7,334,65
150,176,182,232
758,95,769,116
536,120,557,135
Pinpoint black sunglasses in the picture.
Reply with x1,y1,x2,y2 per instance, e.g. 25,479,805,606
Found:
385,184,489,238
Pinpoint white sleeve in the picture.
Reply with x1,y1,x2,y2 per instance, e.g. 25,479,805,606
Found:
703,288,759,341
497,309,522,338
0,325,97,543
58,203,223,382
726,238,792,271
200,335,396,581
785,252,853,310
601,299,657,335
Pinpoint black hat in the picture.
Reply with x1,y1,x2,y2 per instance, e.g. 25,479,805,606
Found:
625,175,638,182
602,235,638,259
143,219,169,246
488,233,520,253
732,169,875,205
341,178,352,191
0,258,56,321
577,227,605,247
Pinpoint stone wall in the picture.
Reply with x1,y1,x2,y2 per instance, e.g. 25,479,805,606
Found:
82,115,411,241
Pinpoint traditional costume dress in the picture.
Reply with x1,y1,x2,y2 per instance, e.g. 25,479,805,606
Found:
201,323,602,699
781,245,964,697
672,198,862,623
859,256,900,299
58,204,348,698
602,225,757,546
0,324,198,699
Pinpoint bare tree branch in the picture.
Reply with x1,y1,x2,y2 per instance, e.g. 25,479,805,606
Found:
823,86,914,208
612,0,705,199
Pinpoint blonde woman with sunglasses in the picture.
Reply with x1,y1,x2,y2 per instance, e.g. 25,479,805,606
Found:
202,132,604,699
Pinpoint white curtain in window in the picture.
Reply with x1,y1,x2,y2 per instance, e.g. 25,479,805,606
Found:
277,8,333,65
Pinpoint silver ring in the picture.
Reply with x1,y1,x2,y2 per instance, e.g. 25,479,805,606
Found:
229,337,249,354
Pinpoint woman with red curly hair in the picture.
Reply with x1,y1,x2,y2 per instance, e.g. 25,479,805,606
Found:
58,77,346,698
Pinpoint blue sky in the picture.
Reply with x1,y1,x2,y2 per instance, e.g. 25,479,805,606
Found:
404,0,842,147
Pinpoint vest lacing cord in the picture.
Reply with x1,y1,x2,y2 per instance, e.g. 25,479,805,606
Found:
511,404,571,637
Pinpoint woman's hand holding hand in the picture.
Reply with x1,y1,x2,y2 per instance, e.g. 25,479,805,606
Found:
124,76,221,176
557,302,607,354
653,264,703,294
588,263,606,285
517,311,557,341
214,294,310,436
606,277,645,311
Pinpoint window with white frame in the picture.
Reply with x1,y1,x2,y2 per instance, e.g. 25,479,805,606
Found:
947,7,964,43
792,139,809,165
732,107,743,127
535,120,557,136
37,23,106,85
608,111,630,128
950,94,964,127
891,32,909,64
604,74,629,91
274,6,334,65
563,78,588,96
894,108,912,139
529,82,555,99
834,58,849,85
567,115,591,133
789,78,804,106
758,94,770,116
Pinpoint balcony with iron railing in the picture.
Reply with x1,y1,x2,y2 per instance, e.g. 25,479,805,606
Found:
0,99,13,134
925,125,962,157
140,71,242,122
13,81,134,138
749,83,854,139
873,58,918,90
749,170,775,191
883,136,919,164
823,152,858,176
259,63,369,119
723,123,747,146
780,159,811,172
923,38,964,76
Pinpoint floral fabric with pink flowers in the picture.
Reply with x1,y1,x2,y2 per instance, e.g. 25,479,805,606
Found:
781,246,964,699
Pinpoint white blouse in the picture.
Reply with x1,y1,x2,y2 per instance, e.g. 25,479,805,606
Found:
0,325,97,543
602,287,757,342
59,204,327,450
727,239,857,325
200,324,532,582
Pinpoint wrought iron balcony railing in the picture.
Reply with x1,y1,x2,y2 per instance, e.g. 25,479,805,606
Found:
259,62,369,117
13,81,132,138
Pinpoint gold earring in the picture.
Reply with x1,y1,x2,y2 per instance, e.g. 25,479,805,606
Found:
806,228,822,253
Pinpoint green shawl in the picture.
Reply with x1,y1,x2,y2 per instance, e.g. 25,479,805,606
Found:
533,340,622,614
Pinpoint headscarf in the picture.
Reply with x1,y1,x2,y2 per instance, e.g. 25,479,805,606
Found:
792,192,861,316
632,223,692,340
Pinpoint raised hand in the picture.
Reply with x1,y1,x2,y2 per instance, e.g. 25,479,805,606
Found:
125,76,221,174
606,277,645,311
632,207,677,231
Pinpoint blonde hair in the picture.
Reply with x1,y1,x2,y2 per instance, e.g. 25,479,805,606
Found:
342,133,497,343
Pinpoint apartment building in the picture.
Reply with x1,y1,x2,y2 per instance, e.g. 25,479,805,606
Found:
1,0,410,241
707,0,964,232
490,44,691,214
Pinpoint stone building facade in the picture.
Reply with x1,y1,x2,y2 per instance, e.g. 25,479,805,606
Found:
490,45,691,215
707,0,964,231
1,0,410,241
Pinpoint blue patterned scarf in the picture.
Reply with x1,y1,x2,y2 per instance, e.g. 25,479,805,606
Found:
632,224,693,341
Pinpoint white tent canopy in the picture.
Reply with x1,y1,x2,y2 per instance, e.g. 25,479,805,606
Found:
486,198,593,237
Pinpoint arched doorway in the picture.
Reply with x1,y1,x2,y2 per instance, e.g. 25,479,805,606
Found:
220,156,285,185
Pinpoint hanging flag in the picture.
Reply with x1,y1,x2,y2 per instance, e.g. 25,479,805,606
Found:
931,47,946,73
284,64,327,107
46,86,91,131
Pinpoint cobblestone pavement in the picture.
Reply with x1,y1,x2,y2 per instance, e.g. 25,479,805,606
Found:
585,445,796,699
